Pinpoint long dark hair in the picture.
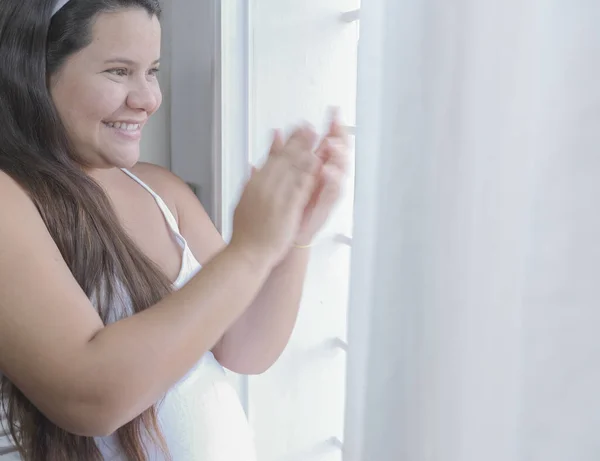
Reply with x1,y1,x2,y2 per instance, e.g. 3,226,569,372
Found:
0,1,173,459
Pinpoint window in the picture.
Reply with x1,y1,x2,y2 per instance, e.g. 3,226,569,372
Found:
221,2,360,460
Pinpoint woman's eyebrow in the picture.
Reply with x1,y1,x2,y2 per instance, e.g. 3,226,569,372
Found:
103,58,161,66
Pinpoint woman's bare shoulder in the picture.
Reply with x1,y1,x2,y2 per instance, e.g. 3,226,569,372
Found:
0,169,37,214
129,162,208,221
0,168,105,434
129,163,191,211
128,163,224,264
129,162,189,196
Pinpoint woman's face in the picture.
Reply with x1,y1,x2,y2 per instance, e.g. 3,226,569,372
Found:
50,8,162,169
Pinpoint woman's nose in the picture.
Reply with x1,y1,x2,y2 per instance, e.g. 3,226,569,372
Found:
126,81,160,113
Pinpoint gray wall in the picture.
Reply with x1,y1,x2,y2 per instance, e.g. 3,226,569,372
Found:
139,0,172,169
140,0,220,222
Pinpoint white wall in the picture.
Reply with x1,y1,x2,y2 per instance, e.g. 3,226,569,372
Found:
140,0,220,223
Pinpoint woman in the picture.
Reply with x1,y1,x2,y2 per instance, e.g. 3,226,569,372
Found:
0,0,348,460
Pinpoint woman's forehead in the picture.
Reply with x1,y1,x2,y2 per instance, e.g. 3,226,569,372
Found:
85,9,161,62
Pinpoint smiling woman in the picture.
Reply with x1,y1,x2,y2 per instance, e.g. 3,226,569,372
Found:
49,8,163,168
0,0,348,460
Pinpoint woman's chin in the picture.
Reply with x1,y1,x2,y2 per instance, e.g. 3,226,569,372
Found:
104,147,141,169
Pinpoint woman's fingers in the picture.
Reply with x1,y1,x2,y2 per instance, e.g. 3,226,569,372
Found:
321,162,344,199
329,119,349,145
315,109,350,172
327,138,350,173
231,115,346,264
326,107,349,143
268,129,285,157
260,126,320,204
315,138,349,178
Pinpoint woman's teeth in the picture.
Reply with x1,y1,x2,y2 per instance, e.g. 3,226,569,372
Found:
104,122,141,131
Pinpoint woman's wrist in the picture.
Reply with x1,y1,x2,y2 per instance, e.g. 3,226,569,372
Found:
293,241,313,249
226,240,279,272
292,235,315,249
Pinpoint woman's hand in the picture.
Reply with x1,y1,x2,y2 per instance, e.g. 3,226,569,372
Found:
295,110,350,246
230,126,321,267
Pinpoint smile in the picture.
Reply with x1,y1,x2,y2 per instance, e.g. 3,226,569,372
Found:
103,121,142,131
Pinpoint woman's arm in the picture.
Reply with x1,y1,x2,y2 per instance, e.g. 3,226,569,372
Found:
172,119,348,374
212,247,311,374
0,171,272,437
0,130,317,438
141,162,310,375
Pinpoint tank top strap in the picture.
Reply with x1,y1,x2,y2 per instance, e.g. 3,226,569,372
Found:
120,168,202,289
121,168,182,236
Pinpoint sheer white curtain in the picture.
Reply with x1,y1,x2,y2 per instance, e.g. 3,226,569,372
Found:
344,1,600,460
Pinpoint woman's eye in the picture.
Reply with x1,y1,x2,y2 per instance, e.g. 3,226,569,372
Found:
148,68,160,77
107,68,128,77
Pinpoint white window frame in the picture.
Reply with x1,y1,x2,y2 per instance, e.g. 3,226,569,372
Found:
218,0,253,413
218,1,361,449
170,0,252,412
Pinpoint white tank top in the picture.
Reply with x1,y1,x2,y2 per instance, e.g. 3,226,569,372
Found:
0,169,256,461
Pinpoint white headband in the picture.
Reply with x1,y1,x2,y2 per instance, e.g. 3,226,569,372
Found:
52,0,71,17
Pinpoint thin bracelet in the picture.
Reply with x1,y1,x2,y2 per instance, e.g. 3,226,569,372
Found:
293,241,313,249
